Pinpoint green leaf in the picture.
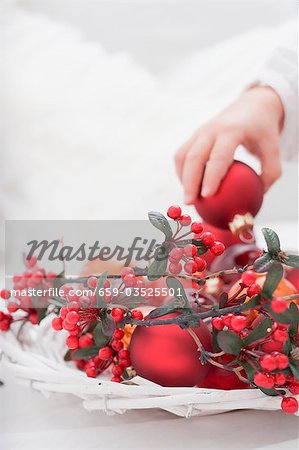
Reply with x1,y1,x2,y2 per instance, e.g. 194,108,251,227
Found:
95,272,108,309
93,323,110,347
259,387,285,397
166,276,190,308
212,329,221,352
253,254,273,273
37,307,48,324
289,361,299,381
283,255,299,268
101,313,116,337
240,360,255,382
242,317,272,347
148,211,173,240
217,330,243,355
283,339,292,355
147,245,168,281
262,263,283,298
262,228,281,254
240,295,261,311
72,346,100,359
289,302,299,336
63,349,72,361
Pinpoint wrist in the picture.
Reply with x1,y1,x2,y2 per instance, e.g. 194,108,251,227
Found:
247,85,285,132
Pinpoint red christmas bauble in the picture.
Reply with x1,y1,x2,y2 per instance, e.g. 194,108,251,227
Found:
195,161,263,231
198,355,249,390
286,268,299,292
129,312,212,387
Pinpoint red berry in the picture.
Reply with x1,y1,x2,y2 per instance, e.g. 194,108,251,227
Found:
167,205,182,220
201,232,215,247
273,352,289,370
131,310,143,320
271,297,287,314
230,315,248,332
111,308,124,323
121,267,135,279
191,222,203,234
79,333,94,348
123,274,137,287
63,320,76,331
87,276,98,289
281,397,298,414
25,256,37,268
7,302,19,313
288,381,299,395
68,325,80,336
112,364,124,376
59,307,68,319
86,366,97,378
247,283,262,297
67,301,80,312
169,248,183,262
241,270,257,287
254,372,275,389
118,349,130,359
98,346,113,360
113,328,125,340
169,263,182,275
111,376,123,383
184,261,198,274
194,257,207,272
52,317,63,331
0,289,11,300
180,215,191,226
211,317,224,331
119,358,131,367
273,329,288,343
184,244,197,258
29,313,38,324
0,316,12,331
66,311,79,325
210,241,225,256
222,313,234,327
260,354,277,372
66,336,79,349
111,339,124,351
274,373,286,386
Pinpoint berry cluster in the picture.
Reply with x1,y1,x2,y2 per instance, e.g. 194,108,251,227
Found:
0,257,57,330
51,273,144,382
167,205,225,277
0,205,298,415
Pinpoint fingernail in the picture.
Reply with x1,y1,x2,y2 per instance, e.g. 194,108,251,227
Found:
201,186,211,198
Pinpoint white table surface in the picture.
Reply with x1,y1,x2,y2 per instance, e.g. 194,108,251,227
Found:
0,380,298,450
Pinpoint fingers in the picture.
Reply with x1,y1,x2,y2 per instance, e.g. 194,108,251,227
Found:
181,135,214,204
259,139,282,191
175,135,197,181
201,135,239,197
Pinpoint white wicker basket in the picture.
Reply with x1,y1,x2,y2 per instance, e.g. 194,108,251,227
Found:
0,314,297,418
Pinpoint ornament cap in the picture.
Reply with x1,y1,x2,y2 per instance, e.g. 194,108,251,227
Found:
229,213,254,243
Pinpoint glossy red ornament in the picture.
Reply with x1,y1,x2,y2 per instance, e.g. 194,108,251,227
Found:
286,268,299,292
195,161,263,234
198,355,250,390
129,313,212,387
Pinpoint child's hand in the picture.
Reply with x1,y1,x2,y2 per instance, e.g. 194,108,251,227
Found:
175,86,284,204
